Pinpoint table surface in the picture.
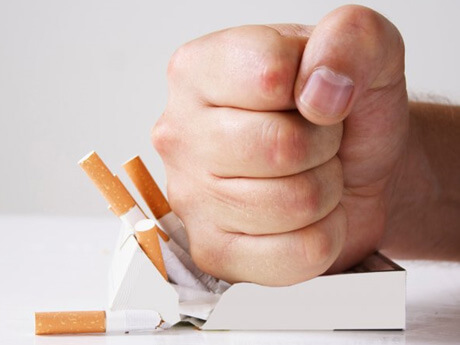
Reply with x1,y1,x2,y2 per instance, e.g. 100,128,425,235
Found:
0,215,459,344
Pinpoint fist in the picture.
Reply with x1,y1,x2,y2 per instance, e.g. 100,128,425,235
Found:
152,5,408,286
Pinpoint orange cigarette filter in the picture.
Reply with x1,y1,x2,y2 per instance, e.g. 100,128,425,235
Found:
79,151,135,217
123,156,171,219
35,311,106,335
135,224,168,280
79,151,168,278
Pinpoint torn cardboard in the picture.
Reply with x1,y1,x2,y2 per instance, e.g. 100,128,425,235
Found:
108,223,405,330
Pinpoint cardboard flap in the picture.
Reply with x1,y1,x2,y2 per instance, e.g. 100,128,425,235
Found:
108,225,181,326
202,269,405,330
107,223,405,331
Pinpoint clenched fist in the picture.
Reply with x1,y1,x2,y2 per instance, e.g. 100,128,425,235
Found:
152,5,408,286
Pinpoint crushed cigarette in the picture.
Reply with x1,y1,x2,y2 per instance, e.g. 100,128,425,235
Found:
135,219,168,280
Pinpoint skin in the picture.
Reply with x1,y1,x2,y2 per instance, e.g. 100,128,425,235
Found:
152,5,460,286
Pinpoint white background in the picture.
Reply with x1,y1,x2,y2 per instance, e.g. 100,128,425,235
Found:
1,0,459,216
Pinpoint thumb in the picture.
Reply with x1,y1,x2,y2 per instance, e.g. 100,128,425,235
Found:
294,5,405,126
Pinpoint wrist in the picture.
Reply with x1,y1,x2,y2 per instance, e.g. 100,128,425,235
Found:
382,101,460,260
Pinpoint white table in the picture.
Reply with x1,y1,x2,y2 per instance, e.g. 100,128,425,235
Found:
0,215,459,344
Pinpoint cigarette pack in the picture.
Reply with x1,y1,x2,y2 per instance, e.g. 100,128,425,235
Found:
108,222,406,331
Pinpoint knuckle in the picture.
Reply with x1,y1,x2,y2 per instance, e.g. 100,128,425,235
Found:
308,229,337,268
165,178,188,213
335,5,404,57
336,5,385,37
151,114,176,156
167,43,194,81
329,6,405,87
189,229,229,277
294,205,346,275
285,157,343,227
191,246,220,277
261,118,307,170
333,5,395,60
189,240,214,275
285,175,320,222
257,53,293,102
224,25,297,105
298,226,337,272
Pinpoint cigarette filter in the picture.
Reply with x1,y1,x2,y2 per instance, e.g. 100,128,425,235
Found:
79,151,135,217
35,310,166,335
35,311,105,335
135,219,207,291
123,156,171,219
123,156,226,292
135,220,168,280
123,156,187,250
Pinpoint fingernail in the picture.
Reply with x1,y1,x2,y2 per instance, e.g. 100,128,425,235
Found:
300,67,354,117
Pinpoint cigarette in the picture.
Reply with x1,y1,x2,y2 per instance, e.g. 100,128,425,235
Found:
79,152,223,293
79,151,167,278
135,221,168,280
79,152,168,240
123,156,228,293
35,310,166,335
79,151,151,226
79,151,136,218
135,219,207,291
123,156,189,252
123,156,171,219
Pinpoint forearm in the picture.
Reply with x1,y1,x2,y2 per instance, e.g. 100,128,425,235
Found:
383,102,460,261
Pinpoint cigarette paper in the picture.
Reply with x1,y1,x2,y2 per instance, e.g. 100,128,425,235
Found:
79,151,135,217
172,284,221,320
78,152,164,235
135,219,207,291
122,156,227,293
35,310,166,335
157,211,190,254
135,220,168,280
166,236,223,293
79,152,168,280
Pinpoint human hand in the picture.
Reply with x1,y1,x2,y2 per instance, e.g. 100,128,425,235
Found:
152,5,408,286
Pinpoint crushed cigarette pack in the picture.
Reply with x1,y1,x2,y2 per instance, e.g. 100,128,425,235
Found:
108,222,406,331
77,152,405,332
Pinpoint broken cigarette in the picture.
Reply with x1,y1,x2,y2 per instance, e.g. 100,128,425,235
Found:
35,310,165,335
123,155,227,293
135,221,168,280
79,151,167,278
123,156,189,252
135,219,207,291
79,151,222,292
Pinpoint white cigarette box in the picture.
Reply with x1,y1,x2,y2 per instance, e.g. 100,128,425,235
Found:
108,224,406,330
